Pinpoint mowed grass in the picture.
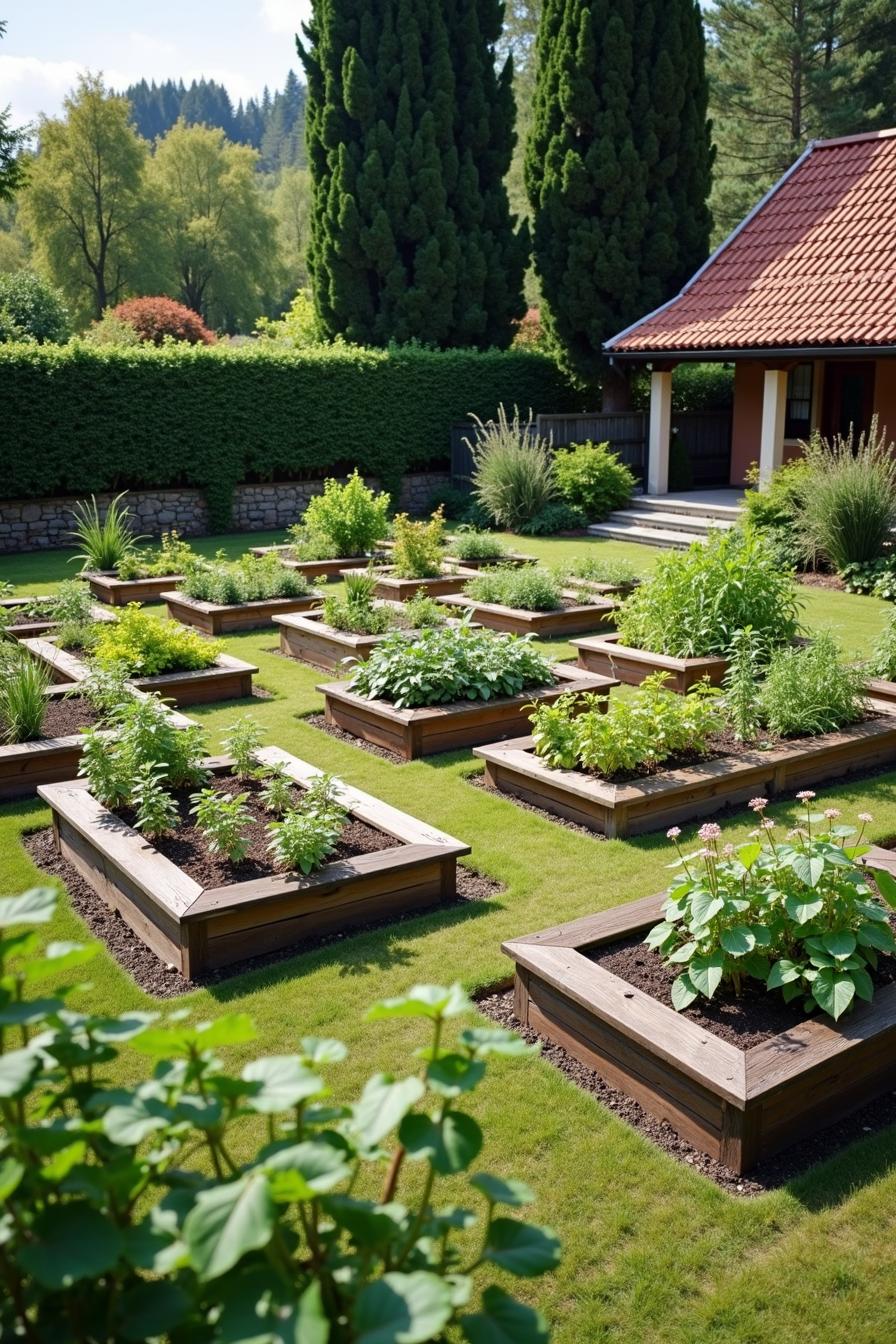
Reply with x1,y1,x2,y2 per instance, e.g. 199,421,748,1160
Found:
2,529,896,1344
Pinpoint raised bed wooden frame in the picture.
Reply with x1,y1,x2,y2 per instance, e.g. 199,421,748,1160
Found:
85,572,185,606
162,589,322,635
574,632,728,692
339,565,475,602
20,637,258,707
474,714,896,837
274,606,476,674
438,591,617,639
249,547,389,581
1,596,114,640
504,865,896,1174
441,550,535,570
39,747,471,978
318,664,619,760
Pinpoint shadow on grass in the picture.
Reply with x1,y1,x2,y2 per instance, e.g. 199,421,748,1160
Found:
785,1122,896,1213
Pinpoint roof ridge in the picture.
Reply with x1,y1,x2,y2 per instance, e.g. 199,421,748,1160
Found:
814,127,896,149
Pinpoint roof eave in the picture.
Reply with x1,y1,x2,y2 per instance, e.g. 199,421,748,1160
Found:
609,344,896,363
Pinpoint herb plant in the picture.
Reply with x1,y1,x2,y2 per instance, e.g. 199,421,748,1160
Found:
390,509,446,580
0,645,50,743
131,761,179,838
181,551,312,604
401,589,446,629
649,800,896,1020
68,490,145,571
615,528,801,658
0,890,559,1344
322,571,392,635
91,604,221,675
79,693,208,807
466,566,564,612
190,786,253,861
115,529,194,579
348,624,555,709
300,469,391,556
758,632,866,737
267,775,347,873
560,554,638,588
448,530,510,562
223,715,265,778
721,626,765,742
870,609,896,680
258,762,294,815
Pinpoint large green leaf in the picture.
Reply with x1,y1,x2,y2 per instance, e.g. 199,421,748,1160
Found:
103,1095,174,1146
23,940,97,981
325,1195,408,1248
0,885,56,927
242,1056,325,1113
457,1028,535,1058
767,959,802,990
366,984,472,1022
353,1074,424,1147
687,951,725,999
301,1036,347,1065
0,1157,24,1202
132,1012,256,1058
0,1047,39,1099
426,1054,485,1097
858,922,896,952
719,926,756,957
399,1110,483,1174
688,890,724,927
785,893,824,925
812,969,856,1021
184,1173,276,1281
264,1139,351,1201
822,931,857,960
873,867,896,909
484,1219,561,1277
0,996,62,1027
118,1281,191,1341
790,853,826,888
18,1204,122,1288
353,1271,453,1344
470,1173,534,1207
671,974,699,1011
462,1286,550,1344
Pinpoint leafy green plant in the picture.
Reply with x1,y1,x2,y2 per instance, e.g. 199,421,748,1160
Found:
75,661,134,715
721,627,766,743
91,603,221,676
223,715,265,779
79,693,208,808
67,491,145,572
559,554,638,588
131,761,179,838
323,571,392,635
258,762,295,816
190,785,253,861
267,775,347,873
46,579,96,624
285,525,340,562
616,528,801,658
114,529,194,580
517,501,587,536
449,530,510,562
529,674,722,778
742,459,813,570
181,551,312,604
0,645,50,743
401,590,447,630
649,801,896,1020
870,609,896,679
466,566,564,612
301,469,391,556
553,440,635,521
469,404,556,530
799,418,896,571
349,624,555,709
759,632,867,737
0,887,559,1343
391,509,446,580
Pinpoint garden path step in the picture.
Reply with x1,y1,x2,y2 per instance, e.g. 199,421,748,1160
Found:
585,522,706,548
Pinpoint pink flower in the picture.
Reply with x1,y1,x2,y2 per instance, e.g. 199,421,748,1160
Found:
698,823,722,842
858,812,873,823
787,827,808,840
722,843,735,858
697,847,715,859
666,827,681,840
749,797,768,812
796,790,816,802
761,818,776,830
824,808,842,820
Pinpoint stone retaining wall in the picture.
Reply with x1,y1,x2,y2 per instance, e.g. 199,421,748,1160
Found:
0,472,451,554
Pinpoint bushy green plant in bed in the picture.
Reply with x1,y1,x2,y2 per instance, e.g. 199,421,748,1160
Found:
559,554,638,588
448,529,511,562
91,604,221,675
615,528,800,658
297,469,391,557
181,551,312,604
466,566,565,612
390,509,446,579
758,631,867,737
799,418,896,571
348,624,555,708
552,440,635,521
114,529,195,579
322,572,392,636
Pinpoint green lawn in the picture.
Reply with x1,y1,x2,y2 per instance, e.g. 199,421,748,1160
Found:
3,531,896,1344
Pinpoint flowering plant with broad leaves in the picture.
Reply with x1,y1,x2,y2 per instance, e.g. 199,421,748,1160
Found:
0,886,560,1342
646,794,896,1020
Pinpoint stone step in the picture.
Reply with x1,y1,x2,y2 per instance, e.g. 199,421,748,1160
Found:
586,522,706,548
631,494,745,521
607,509,735,535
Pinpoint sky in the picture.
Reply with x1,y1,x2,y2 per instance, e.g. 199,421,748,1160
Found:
1,0,313,126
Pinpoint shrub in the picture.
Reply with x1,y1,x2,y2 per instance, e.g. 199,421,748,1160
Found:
391,509,446,579
349,624,555,708
759,632,867,737
0,343,577,529
650,802,895,1019
68,491,144,572
91,603,221,675
560,554,638,588
114,530,194,580
79,692,208,807
81,310,144,347
528,674,722,777
615,528,801,658
470,404,556,530
741,458,812,570
0,645,50,742
301,470,391,556
448,529,510,562
553,441,635,521
0,890,559,1344
180,552,311,604
466,566,564,612
798,418,896,571
110,296,216,345
0,270,70,343
517,501,586,535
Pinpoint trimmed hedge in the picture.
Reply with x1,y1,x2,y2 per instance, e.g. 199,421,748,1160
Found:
0,342,581,528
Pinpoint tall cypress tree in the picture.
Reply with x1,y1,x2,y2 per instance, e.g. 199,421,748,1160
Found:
298,0,526,348
525,0,712,394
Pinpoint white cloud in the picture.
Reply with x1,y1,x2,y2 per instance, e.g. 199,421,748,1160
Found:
0,55,83,125
259,0,312,36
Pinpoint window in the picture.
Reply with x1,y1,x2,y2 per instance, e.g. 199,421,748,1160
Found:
785,363,813,439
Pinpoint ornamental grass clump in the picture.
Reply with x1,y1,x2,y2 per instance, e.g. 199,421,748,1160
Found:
0,645,51,743
469,404,556,530
869,609,896,680
798,417,896,571
348,624,554,709
0,889,559,1343
91,604,221,676
649,799,896,1020
466,566,565,612
68,490,145,572
615,527,801,658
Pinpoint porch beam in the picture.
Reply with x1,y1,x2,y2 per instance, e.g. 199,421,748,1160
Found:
646,369,673,495
759,369,788,488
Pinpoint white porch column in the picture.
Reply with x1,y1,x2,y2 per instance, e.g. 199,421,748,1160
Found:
646,369,672,495
759,369,788,489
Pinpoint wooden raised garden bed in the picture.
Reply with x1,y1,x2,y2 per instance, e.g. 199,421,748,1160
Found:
474,715,896,837
274,606,476,674
84,572,185,606
339,565,475,602
249,546,389,581
1,596,113,640
574,632,727,692
38,746,471,978
20,637,258,707
162,589,322,635
439,591,617,639
0,685,192,801
503,873,896,1174
441,550,535,570
318,664,619,760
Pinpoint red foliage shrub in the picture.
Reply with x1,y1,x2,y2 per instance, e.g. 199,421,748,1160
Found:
110,297,216,346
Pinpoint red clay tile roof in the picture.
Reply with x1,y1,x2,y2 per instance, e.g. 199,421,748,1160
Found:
608,129,896,355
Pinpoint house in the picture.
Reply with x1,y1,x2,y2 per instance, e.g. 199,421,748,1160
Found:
604,129,896,494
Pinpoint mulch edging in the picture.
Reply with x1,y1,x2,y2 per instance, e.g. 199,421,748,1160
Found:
24,827,500,998
305,712,408,764
477,988,896,1196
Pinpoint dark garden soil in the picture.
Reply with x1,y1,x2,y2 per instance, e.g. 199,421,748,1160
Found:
39,696,101,736
478,988,896,1195
467,771,608,840
797,572,845,590
588,928,896,1050
305,712,408,764
24,828,501,997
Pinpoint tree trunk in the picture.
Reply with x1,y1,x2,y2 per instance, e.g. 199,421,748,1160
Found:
601,364,632,412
